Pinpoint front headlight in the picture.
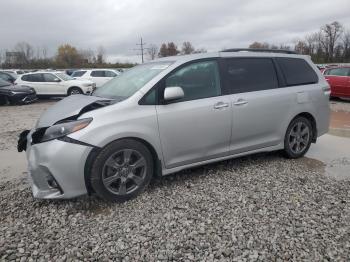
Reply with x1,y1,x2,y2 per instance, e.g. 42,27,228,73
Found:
41,118,92,142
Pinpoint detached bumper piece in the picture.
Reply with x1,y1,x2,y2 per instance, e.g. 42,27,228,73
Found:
17,130,30,152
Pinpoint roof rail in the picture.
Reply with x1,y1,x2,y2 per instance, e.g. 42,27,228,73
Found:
221,48,297,54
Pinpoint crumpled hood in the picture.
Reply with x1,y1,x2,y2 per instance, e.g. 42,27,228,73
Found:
36,94,111,128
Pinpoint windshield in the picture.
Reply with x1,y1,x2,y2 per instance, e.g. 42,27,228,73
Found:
0,78,10,87
93,62,172,99
56,73,74,81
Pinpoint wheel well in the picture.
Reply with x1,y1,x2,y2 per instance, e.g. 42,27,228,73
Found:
67,86,82,95
84,137,162,195
293,112,317,143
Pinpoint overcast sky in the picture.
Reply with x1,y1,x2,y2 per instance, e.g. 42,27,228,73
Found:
1,0,349,63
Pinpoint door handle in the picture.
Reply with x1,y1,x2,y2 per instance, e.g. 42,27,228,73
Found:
213,102,229,109
233,98,248,106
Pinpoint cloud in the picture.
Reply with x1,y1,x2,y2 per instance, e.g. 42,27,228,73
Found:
1,0,349,63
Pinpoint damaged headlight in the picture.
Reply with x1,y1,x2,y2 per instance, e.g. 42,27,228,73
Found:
41,118,92,142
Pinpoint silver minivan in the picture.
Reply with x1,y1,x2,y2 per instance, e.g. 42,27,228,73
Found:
18,49,330,201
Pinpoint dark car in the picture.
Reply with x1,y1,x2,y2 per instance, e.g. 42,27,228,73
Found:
0,71,17,84
0,79,37,105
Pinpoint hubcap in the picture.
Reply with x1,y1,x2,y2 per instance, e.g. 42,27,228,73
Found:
102,149,147,195
70,89,80,95
288,121,310,154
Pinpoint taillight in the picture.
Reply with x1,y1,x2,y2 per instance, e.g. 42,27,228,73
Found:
322,85,331,96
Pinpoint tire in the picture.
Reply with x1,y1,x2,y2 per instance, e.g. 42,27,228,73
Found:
68,87,83,96
284,116,313,159
90,139,154,202
0,96,10,106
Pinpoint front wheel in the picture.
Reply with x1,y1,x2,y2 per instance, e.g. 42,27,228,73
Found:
284,117,313,159
90,139,154,202
68,87,83,96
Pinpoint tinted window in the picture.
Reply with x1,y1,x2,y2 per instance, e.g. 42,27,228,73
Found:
164,60,221,102
325,67,350,76
91,71,105,77
42,73,58,82
276,58,318,86
105,71,117,77
223,58,278,94
22,74,43,82
72,71,86,77
0,72,14,82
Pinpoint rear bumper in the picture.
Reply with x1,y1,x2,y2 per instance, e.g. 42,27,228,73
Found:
25,134,93,199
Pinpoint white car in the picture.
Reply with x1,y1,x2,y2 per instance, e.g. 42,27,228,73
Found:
1,69,25,75
71,69,120,87
15,72,95,96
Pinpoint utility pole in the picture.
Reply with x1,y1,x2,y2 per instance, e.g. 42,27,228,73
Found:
135,37,146,63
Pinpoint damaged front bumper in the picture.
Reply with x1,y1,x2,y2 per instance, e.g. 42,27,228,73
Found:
21,130,93,199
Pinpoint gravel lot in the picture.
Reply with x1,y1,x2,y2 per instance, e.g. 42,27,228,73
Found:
0,99,350,261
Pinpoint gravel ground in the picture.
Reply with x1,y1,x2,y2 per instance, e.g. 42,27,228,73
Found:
0,101,55,151
0,99,350,261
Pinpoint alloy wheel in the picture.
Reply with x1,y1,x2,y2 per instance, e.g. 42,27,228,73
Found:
288,121,310,154
102,149,147,195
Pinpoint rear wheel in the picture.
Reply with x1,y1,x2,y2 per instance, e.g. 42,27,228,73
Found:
284,117,313,159
68,87,83,95
90,139,154,202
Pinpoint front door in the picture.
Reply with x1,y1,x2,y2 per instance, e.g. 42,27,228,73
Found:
156,60,232,169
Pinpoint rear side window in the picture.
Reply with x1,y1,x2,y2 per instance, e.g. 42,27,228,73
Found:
324,67,350,76
72,71,86,77
222,58,278,94
276,58,318,86
22,74,43,82
91,71,105,77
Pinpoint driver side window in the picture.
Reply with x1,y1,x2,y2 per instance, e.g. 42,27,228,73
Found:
165,60,221,102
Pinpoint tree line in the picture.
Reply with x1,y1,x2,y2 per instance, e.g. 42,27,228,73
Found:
248,21,350,63
0,43,135,69
1,21,349,69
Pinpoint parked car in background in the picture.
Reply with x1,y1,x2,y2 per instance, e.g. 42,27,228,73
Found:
323,66,350,99
0,71,17,84
18,49,330,202
72,69,120,87
0,78,37,105
0,69,25,75
15,71,95,96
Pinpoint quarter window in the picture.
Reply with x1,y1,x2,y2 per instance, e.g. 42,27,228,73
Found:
222,58,278,94
164,60,221,102
276,58,318,86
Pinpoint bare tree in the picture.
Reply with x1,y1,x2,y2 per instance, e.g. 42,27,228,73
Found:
181,41,195,54
147,44,158,60
320,21,343,62
97,46,105,64
249,42,270,49
342,30,350,61
14,41,34,62
79,49,95,63
193,48,207,54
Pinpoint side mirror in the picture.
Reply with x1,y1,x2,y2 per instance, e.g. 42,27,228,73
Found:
164,86,184,102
